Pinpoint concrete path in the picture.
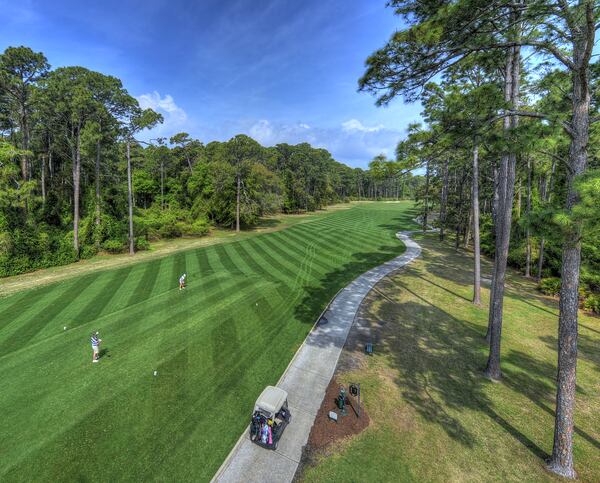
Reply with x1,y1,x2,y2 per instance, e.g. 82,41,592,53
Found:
212,230,423,483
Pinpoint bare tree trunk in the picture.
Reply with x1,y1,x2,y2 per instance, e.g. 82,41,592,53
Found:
20,112,29,181
491,159,500,234
423,159,430,232
525,157,532,277
455,170,465,250
127,140,135,255
236,173,241,232
95,139,101,231
548,13,594,476
472,142,482,305
73,129,81,257
485,29,521,379
439,158,449,241
537,158,556,282
41,154,46,205
464,208,472,248
160,159,165,211
515,175,522,220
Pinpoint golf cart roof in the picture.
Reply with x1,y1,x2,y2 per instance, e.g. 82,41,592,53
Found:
254,386,288,416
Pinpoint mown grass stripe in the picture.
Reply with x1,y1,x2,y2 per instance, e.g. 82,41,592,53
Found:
71,266,134,329
214,243,244,276
246,237,299,282
259,234,328,281
228,241,281,284
287,221,381,256
271,229,345,273
0,274,98,355
171,251,187,285
127,257,163,307
0,283,61,334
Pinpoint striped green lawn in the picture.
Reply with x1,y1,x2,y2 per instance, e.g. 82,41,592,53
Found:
0,202,416,482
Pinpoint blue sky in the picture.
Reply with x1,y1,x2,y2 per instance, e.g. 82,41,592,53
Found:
0,0,423,168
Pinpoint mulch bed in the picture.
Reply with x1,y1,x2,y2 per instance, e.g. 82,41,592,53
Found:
307,376,370,450
294,375,371,482
295,377,370,479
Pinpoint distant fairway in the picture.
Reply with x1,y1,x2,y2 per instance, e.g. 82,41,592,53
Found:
0,202,415,482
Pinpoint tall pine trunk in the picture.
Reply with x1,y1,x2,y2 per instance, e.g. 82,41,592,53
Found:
72,128,81,257
127,140,135,255
547,13,594,476
160,159,165,211
537,158,556,281
472,142,482,305
20,111,30,181
95,139,101,232
485,33,520,379
236,173,241,232
423,159,430,231
439,158,449,241
41,154,46,205
525,157,532,277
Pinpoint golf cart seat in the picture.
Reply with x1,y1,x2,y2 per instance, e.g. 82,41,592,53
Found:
250,386,291,450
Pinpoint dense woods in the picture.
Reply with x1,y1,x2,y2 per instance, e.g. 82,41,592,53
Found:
360,0,600,478
0,46,423,278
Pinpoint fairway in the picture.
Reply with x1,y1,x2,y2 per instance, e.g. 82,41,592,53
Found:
0,202,415,482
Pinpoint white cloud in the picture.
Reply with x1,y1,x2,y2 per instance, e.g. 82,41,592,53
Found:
136,91,188,136
241,118,402,168
249,119,274,145
341,118,385,133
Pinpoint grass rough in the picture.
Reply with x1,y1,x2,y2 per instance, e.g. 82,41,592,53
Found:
300,234,600,483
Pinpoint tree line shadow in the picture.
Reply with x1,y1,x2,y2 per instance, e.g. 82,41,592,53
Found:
377,278,550,459
367,239,600,466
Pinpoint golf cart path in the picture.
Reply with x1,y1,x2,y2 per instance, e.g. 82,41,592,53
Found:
212,230,424,483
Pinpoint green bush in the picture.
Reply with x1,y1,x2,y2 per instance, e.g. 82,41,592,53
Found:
159,221,182,238
539,277,561,296
102,239,125,253
182,218,210,237
80,245,98,259
583,293,600,314
135,237,150,251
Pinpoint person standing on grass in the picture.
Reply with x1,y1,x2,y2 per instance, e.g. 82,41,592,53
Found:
179,273,187,290
91,332,101,363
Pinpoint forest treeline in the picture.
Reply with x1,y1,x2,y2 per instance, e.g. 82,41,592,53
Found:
359,0,599,478
0,46,422,278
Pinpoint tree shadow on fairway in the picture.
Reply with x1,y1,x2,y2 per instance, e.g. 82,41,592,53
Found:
539,333,600,374
250,217,282,230
378,276,549,460
293,244,404,341
502,349,600,451
376,208,420,234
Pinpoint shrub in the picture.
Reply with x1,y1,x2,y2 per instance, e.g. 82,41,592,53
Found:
539,277,561,296
135,237,150,251
159,221,182,238
182,218,210,237
583,293,600,314
80,245,98,259
102,239,125,254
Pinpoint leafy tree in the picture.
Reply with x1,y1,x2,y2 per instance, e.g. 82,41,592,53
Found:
0,46,49,180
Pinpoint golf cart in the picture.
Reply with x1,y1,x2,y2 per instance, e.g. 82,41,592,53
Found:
250,386,291,450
